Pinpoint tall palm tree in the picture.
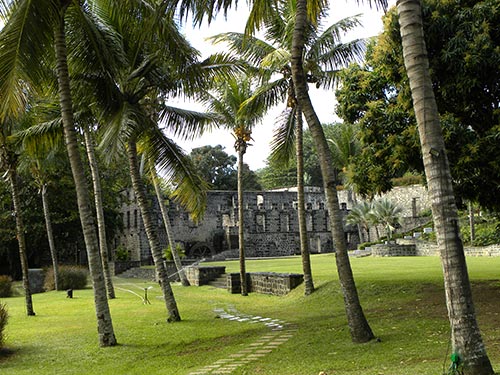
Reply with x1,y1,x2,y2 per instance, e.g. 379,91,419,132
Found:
150,166,190,287
0,0,119,346
82,125,115,299
92,0,225,319
210,3,364,295
396,0,494,373
0,115,35,316
203,75,266,296
289,0,380,343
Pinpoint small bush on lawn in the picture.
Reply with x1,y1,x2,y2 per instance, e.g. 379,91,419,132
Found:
0,303,7,349
0,276,12,298
44,266,88,291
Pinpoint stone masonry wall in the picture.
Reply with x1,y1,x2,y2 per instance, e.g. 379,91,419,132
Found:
228,272,304,296
116,185,431,262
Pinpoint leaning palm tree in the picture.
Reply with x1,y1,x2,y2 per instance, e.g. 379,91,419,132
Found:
92,0,223,320
149,165,190,287
203,75,267,296
288,0,389,343
0,0,121,346
397,0,494,372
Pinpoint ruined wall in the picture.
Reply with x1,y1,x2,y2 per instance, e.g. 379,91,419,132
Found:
115,185,430,263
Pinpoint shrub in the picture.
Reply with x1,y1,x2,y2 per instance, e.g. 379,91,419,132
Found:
0,303,7,349
114,245,130,261
163,243,185,261
0,276,12,298
44,266,88,291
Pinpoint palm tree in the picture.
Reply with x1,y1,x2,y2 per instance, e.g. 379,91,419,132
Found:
396,0,494,372
150,167,190,287
371,198,401,240
92,0,223,320
346,201,373,243
82,125,115,299
210,3,364,295
0,0,119,346
203,75,266,296
0,116,35,316
289,0,381,343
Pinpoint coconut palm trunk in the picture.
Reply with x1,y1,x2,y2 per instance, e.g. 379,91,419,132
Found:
291,0,374,343
54,12,116,347
41,184,60,291
127,139,181,321
151,169,190,286
296,107,314,295
397,1,493,373
8,168,35,316
83,126,115,299
236,141,248,296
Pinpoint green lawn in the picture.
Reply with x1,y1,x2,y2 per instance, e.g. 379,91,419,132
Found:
1,255,499,374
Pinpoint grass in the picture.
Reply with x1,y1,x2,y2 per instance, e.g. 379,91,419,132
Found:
1,255,499,375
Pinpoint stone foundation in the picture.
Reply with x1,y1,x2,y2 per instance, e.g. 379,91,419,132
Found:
371,243,417,257
228,272,303,296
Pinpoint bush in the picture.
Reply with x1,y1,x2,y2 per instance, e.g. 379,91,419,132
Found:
0,276,12,298
114,245,130,261
163,243,185,261
44,266,89,291
0,303,7,349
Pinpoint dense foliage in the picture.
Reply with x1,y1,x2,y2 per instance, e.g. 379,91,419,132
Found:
0,276,12,298
44,266,88,291
189,145,261,190
336,0,500,208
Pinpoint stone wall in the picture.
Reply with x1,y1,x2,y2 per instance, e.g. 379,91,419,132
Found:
28,269,45,293
228,272,303,296
184,266,226,286
371,243,417,257
395,239,500,257
116,185,431,262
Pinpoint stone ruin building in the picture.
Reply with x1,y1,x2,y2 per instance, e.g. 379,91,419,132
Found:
115,185,430,264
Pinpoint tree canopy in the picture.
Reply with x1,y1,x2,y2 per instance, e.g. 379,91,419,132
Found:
189,145,261,190
336,0,500,209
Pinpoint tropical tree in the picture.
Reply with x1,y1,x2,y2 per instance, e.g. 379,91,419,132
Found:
346,201,373,243
91,0,233,319
371,198,401,240
0,115,35,316
82,125,115,299
211,2,364,295
189,145,261,190
203,75,266,296
288,0,385,343
0,0,122,346
396,0,494,373
149,166,190,287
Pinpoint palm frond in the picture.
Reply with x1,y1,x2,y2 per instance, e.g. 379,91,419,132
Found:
139,127,208,220
0,0,57,120
157,104,219,140
240,77,288,116
269,107,296,167
208,32,275,66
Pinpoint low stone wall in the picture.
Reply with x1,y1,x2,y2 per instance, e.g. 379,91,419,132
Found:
228,272,303,296
396,239,500,257
185,266,226,286
371,243,417,257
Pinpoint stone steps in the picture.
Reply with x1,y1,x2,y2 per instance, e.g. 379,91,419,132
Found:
208,274,227,289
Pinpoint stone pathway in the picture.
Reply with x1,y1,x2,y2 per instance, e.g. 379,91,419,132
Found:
186,307,297,375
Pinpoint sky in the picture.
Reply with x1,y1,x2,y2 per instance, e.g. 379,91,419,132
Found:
170,1,396,171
